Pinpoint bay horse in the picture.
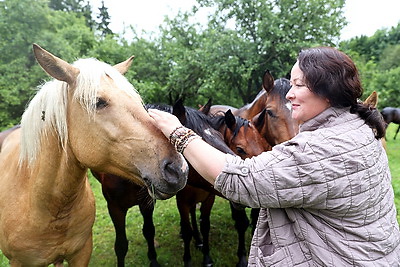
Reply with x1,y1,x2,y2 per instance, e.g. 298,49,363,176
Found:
0,44,188,266
207,70,299,146
381,106,400,140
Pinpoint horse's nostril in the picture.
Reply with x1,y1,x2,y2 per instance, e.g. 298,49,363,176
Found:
164,161,179,182
163,159,187,190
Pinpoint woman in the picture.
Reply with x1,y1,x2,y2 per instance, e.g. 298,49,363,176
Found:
149,47,400,266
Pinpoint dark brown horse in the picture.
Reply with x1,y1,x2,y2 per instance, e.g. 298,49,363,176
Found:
381,107,400,140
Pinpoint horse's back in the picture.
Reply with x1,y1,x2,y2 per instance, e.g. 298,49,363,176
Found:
381,107,400,124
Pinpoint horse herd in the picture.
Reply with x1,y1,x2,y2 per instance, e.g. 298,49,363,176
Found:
0,44,396,267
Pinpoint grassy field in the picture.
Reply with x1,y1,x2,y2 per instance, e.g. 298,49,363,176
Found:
0,124,399,266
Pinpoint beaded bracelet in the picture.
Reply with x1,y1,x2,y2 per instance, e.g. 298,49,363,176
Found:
169,125,202,153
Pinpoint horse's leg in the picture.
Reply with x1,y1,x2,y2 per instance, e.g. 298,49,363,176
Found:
199,194,215,267
250,208,260,235
68,232,92,267
139,200,160,267
230,202,249,267
190,205,203,249
394,124,400,140
177,192,194,267
107,202,129,267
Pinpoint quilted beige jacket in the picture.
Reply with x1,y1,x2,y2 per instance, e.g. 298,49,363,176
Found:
215,107,400,266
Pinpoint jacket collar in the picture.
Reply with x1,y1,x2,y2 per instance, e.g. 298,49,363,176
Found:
299,107,353,132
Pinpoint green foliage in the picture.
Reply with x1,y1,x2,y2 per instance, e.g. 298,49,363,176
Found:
0,0,96,129
159,0,346,106
340,23,400,109
379,44,400,71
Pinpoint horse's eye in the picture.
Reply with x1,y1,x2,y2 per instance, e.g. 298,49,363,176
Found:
236,147,247,156
96,98,108,109
266,109,277,118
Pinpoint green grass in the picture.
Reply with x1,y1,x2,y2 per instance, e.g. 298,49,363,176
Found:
1,124,400,266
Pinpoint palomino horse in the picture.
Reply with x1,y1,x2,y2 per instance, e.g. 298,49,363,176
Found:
381,106,400,140
0,44,188,266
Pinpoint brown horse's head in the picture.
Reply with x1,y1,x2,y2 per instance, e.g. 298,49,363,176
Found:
21,44,188,199
220,109,270,158
254,71,299,147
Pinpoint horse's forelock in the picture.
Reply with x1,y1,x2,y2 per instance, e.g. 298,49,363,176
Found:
273,78,291,100
73,58,142,115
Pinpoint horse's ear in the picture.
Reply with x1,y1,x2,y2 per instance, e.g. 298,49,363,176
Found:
364,91,378,108
172,98,187,124
225,109,236,130
199,98,212,115
262,70,275,93
33,43,79,84
253,109,266,131
113,56,135,75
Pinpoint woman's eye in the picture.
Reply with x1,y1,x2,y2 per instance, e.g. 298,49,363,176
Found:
96,98,108,109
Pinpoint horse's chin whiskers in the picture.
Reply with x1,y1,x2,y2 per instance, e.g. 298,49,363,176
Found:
285,102,292,111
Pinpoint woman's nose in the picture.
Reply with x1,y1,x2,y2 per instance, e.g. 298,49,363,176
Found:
286,87,295,100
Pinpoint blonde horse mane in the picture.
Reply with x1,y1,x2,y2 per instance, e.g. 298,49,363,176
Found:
20,58,141,165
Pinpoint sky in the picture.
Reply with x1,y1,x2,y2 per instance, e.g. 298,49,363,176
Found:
89,0,400,41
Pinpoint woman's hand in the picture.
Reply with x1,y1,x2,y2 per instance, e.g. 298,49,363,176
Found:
148,109,183,138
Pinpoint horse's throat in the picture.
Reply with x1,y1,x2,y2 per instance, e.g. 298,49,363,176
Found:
30,154,89,220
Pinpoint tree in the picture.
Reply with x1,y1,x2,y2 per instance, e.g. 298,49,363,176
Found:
157,0,346,106
0,0,96,129
96,0,113,37
48,0,96,29
340,23,400,108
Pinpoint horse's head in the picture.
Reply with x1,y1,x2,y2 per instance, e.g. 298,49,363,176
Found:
24,44,188,200
219,110,270,159
255,71,299,146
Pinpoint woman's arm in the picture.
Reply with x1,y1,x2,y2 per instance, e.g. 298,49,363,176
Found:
148,108,227,184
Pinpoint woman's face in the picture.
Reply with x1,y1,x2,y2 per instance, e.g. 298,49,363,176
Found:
286,61,330,123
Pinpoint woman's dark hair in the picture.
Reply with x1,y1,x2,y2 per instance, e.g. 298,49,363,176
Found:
297,46,385,139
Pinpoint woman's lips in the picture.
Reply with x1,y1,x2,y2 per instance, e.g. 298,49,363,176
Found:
291,104,300,110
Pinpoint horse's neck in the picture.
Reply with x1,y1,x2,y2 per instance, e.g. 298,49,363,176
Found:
29,135,89,218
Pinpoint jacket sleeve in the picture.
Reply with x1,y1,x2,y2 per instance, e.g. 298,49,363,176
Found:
214,132,351,209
